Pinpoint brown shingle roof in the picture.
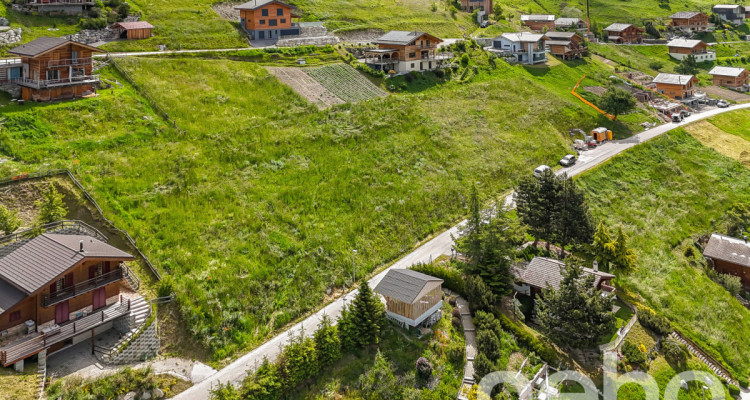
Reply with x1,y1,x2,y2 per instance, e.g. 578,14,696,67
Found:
0,278,25,314
9,37,103,58
375,269,443,304
512,257,615,291
704,233,750,268
0,234,133,294
113,21,155,30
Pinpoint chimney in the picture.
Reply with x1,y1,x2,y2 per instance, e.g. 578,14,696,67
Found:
79,240,84,252
593,260,599,272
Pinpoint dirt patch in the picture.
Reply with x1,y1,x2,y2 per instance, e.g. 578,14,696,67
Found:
583,86,607,96
266,66,345,109
685,120,750,167
334,28,384,43
701,85,750,103
211,2,239,22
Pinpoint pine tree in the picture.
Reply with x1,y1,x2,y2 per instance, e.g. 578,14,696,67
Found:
243,358,283,400
36,183,68,224
348,281,385,348
592,221,614,269
611,226,636,271
465,275,496,312
458,184,483,263
337,305,358,351
476,329,502,360
473,352,494,383
0,205,21,235
279,331,318,387
314,314,341,368
517,169,557,249
536,260,615,347
553,177,594,256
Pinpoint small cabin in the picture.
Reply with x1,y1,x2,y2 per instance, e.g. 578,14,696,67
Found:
708,66,749,89
604,23,644,44
112,21,155,40
374,269,443,328
704,233,750,287
554,17,587,30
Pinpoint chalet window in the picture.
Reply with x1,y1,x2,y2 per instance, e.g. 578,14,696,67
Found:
46,70,59,80
426,40,430,46
262,9,268,16
409,52,416,58
269,19,277,26
260,19,266,24
277,8,283,16
280,19,286,23
9,311,20,323
72,68,85,77
71,51,78,62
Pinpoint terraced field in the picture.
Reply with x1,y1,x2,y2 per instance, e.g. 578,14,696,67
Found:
305,64,387,103
266,67,345,109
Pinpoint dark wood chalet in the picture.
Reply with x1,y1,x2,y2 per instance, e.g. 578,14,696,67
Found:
24,0,94,15
604,23,644,44
512,257,616,300
9,37,103,102
704,233,750,287
545,31,586,60
0,232,137,370
374,269,443,328
669,11,711,32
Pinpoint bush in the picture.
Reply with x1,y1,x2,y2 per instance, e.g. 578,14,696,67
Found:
738,376,749,389
496,313,557,364
446,341,465,364
0,204,21,235
648,61,664,71
728,384,741,397
637,308,672,336
415,357,433,381
157,276,174,297
411,263,465,295
661,336,688,366
622,341,647,367
452,316,462,329
464,275,496,312
452,307,461,318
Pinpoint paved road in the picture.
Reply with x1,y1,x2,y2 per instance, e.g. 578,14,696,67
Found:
95,48,264,58
173,102,750,400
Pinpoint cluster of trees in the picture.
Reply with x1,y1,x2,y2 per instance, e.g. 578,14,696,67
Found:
79,0,130,30
0,183,68,236
472,311,519,382
592,221,636,271
212,282,384,400
675,54,699,75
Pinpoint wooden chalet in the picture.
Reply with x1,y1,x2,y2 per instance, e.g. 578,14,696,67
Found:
364,30,451,74
512,257,616,300
554,17,587,30
520,14,556,31
545,31,586,60
112,21,155,40
708,66,749,89
458,0,492,14
0,231,138,370
374,269,443,328
652,73,698,100
669,11,712,32
8,37,102,102
704,233,750,286
666,38,715,61
603,23,644,44
234,0,300,41
23,0,94,15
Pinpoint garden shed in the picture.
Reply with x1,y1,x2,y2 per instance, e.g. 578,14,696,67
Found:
374,269,443,328
112,21,155,40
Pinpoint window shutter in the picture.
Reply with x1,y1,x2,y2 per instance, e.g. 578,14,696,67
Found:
66,273,74,288
50,282,57,294
104,261,111,274
89,265,95,279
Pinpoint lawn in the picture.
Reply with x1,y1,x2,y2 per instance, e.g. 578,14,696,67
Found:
0,52,654,362
0,360,38,400
577,126,750,380
290,300,465,399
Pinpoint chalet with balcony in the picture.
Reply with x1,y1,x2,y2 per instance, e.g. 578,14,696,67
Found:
708,66,749,90
545,31,586,60
669,11,712,32
235,0,300,41
0,231,138,370
652,73,698,100
704,233,750,287
374,269,443,328
713,5,747,24
667,39,715,61
512,257,616,301
554,17,587,30
23,0,94,15
364,30,451,74
459,0,492,13
604,23,644,44
521,14,556,31
8,37,102,102
488,32,548,65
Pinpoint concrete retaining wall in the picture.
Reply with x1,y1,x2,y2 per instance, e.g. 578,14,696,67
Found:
277,36,339,47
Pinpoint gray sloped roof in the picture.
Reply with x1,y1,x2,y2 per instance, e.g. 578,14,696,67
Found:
709,66,746,77
669,11,702,19
604,23,634,32
512,257,615,291
653,73,695,85
521,14,556,21
497,32,547,43
0,234,133,294
545,31,578,40
374,269,443,304
712,4,743,10
546,40,573,46
704,233,750,268
234,0,292,10
667,38,704,49
9,37,102,57
0,278,25,314
555,17,583,26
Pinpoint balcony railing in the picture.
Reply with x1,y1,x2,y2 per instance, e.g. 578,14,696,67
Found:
14,74,100,89
0,58,22,67
48,57,92,68
29,0,95,5
0,299,130,366
41,267,125,307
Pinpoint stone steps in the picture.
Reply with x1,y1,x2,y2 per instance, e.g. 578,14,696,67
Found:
669,332,736,385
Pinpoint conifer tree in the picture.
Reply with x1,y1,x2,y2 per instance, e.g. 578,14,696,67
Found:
592,221,614,269
611,226,636,271
0,205,21,235
36,183,68,224
340,281,385,349
314,314,341,368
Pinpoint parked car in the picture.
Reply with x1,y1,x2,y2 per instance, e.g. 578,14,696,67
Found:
533,165,551,178
671,114,682,123
717,100,729,108
559,154,576,167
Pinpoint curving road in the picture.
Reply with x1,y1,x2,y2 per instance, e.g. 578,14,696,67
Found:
173,104,750,400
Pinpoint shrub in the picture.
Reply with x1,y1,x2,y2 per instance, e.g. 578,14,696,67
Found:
738,376,749,389
452,316,462,329
637,308,672,336
411,263,465,295
496,313,557,363
36,183,68,224
446,341,465,364
623,341,647,367
649,60,664,71
683,245,696,259
0,204,21,235
415,357,433,381
728,384,741,397
157,276,174,297
460,54,470,67
452,307,461,318
465,275,496,312
661,336,688,366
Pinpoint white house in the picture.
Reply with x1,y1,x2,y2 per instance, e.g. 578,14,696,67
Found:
666,39,715,61
489,32,548,65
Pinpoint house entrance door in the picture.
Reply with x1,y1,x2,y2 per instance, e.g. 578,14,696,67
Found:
55,301,69,324
93,287,106,310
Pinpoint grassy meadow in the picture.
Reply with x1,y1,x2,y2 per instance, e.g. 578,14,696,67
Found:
0,50,656,361
577,127,750,380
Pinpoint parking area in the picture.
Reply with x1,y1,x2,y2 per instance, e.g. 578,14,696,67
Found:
702,85,750,103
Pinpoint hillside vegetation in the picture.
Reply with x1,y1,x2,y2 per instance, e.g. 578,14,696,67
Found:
577,128,750,379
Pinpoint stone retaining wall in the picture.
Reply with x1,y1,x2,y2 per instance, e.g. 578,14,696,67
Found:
277,36,339,47
0,28,22,46
110,318,159,364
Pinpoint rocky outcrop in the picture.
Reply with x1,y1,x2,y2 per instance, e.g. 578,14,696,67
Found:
0,28,22,45
65,28,118,44
0,17,9,26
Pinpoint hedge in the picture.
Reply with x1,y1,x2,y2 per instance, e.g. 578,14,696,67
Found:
410,263,465,295
496,313,558,364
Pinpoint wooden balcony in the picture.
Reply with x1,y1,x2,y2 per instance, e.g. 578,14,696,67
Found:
28,0,95,5
0,299,131,367
14,74,99,89
48,57,93,68
41,266,130,307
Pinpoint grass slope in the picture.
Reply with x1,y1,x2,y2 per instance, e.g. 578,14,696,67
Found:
0,53,650,361
577,127,750,379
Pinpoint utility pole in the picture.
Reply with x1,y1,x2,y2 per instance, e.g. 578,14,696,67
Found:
587,0,591,35
352,249,357,283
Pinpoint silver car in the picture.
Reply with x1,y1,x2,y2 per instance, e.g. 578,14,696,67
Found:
559,154,576,167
